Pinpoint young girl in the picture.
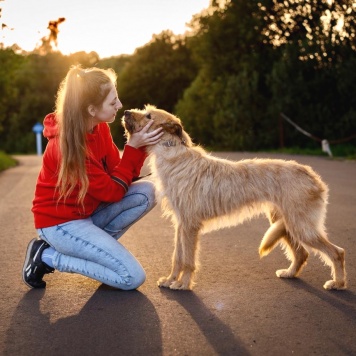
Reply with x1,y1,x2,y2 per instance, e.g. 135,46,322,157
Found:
22,65,163,290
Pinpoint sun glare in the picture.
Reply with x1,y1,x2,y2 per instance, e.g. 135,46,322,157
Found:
1,0,210,58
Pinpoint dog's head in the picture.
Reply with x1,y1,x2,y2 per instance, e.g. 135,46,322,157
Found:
122,105,191,148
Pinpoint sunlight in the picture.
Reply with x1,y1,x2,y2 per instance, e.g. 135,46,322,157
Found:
0,0,210,58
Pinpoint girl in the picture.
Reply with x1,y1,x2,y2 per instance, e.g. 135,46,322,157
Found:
22,65,163,290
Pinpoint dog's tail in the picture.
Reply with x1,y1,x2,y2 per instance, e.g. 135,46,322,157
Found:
259,219,286,257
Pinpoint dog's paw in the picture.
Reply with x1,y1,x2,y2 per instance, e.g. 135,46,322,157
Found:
169,280,191,290
323,280,347,290
157,276,174,288
276,269,296,278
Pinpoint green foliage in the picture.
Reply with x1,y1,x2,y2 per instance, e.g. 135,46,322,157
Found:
0,0,355,155
0,50,103,153
269,144,356,160
176,0,356,151
176,0,278,150
175,69,216,145
0,151,17,172
110,31,199,147
0,49,25,135
118,31,198,112
97,54,131,76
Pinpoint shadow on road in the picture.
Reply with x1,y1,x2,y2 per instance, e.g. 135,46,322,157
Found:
4,286,162,355
160,288,250,355
281,278,356,320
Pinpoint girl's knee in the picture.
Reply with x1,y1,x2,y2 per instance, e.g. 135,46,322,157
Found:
132,268,146,289
147,182,156,201
133,180,156,199
122,267,146,290
141,180,156,203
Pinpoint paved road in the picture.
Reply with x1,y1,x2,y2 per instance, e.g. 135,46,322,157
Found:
0,153,355,355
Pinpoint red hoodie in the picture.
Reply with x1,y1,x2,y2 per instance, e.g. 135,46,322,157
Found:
32,113,147,228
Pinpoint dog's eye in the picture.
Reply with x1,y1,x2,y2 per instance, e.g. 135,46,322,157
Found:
146,113,151,119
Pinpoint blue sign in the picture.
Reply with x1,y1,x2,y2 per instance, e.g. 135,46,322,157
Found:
32,122,44,155
32,122,44,134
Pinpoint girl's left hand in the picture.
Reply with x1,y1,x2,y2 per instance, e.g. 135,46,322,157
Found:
126,120,163,149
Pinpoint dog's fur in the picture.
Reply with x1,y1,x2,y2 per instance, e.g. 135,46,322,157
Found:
123,105,347,290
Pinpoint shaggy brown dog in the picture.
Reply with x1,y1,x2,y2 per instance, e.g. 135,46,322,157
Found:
123,105,347,291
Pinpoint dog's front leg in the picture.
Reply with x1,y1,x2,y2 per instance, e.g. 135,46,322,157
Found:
158,224,184,288
169,224,200,290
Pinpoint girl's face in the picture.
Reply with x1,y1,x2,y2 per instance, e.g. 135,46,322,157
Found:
89,83,122,129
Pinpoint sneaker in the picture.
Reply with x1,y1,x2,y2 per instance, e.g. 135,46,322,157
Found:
22,238,54,288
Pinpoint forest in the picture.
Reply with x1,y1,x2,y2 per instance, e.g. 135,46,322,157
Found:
0,0,355,156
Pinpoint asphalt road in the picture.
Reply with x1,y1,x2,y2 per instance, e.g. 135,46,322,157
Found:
0,153,355,356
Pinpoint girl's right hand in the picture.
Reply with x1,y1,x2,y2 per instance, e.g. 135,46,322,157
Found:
126,120,163,149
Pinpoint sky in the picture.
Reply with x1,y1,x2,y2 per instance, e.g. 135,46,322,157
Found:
0,0,210,58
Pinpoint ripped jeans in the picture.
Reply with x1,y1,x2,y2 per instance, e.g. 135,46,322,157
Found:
37,180,156,290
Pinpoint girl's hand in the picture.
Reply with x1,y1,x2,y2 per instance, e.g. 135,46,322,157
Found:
126,120,163,149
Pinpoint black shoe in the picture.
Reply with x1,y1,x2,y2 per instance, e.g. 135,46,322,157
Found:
22,238,54,288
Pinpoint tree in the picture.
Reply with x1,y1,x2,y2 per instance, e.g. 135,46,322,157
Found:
176,0,276,149
176,0,356,150
0,49,25,136
108,30,198,147
98,55,132,77
118,30,198,112
0,50,107,153
264,0,356,147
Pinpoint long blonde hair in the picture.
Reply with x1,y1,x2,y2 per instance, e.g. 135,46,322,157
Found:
55,65,117,205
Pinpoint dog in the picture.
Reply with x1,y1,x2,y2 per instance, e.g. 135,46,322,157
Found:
122,105,347,291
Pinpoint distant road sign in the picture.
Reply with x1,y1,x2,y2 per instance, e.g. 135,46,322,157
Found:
32,122,44,134
32,122,44,155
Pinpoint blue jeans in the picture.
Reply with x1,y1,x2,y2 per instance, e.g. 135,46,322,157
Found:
37,181,156,290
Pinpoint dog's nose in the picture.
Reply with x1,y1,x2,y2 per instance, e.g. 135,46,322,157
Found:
124,110,131,119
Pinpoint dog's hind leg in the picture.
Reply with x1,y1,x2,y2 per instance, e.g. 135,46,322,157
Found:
276,234,309,278
303,233,346,290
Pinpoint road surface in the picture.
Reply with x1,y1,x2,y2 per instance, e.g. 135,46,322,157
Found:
0,153,355,355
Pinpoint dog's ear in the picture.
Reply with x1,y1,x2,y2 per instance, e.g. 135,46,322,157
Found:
161,122,183,139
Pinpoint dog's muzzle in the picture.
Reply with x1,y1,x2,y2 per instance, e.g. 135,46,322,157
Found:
123,110,135,133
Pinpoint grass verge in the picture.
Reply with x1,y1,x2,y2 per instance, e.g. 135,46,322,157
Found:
268,144,356,160
0,151,18,172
